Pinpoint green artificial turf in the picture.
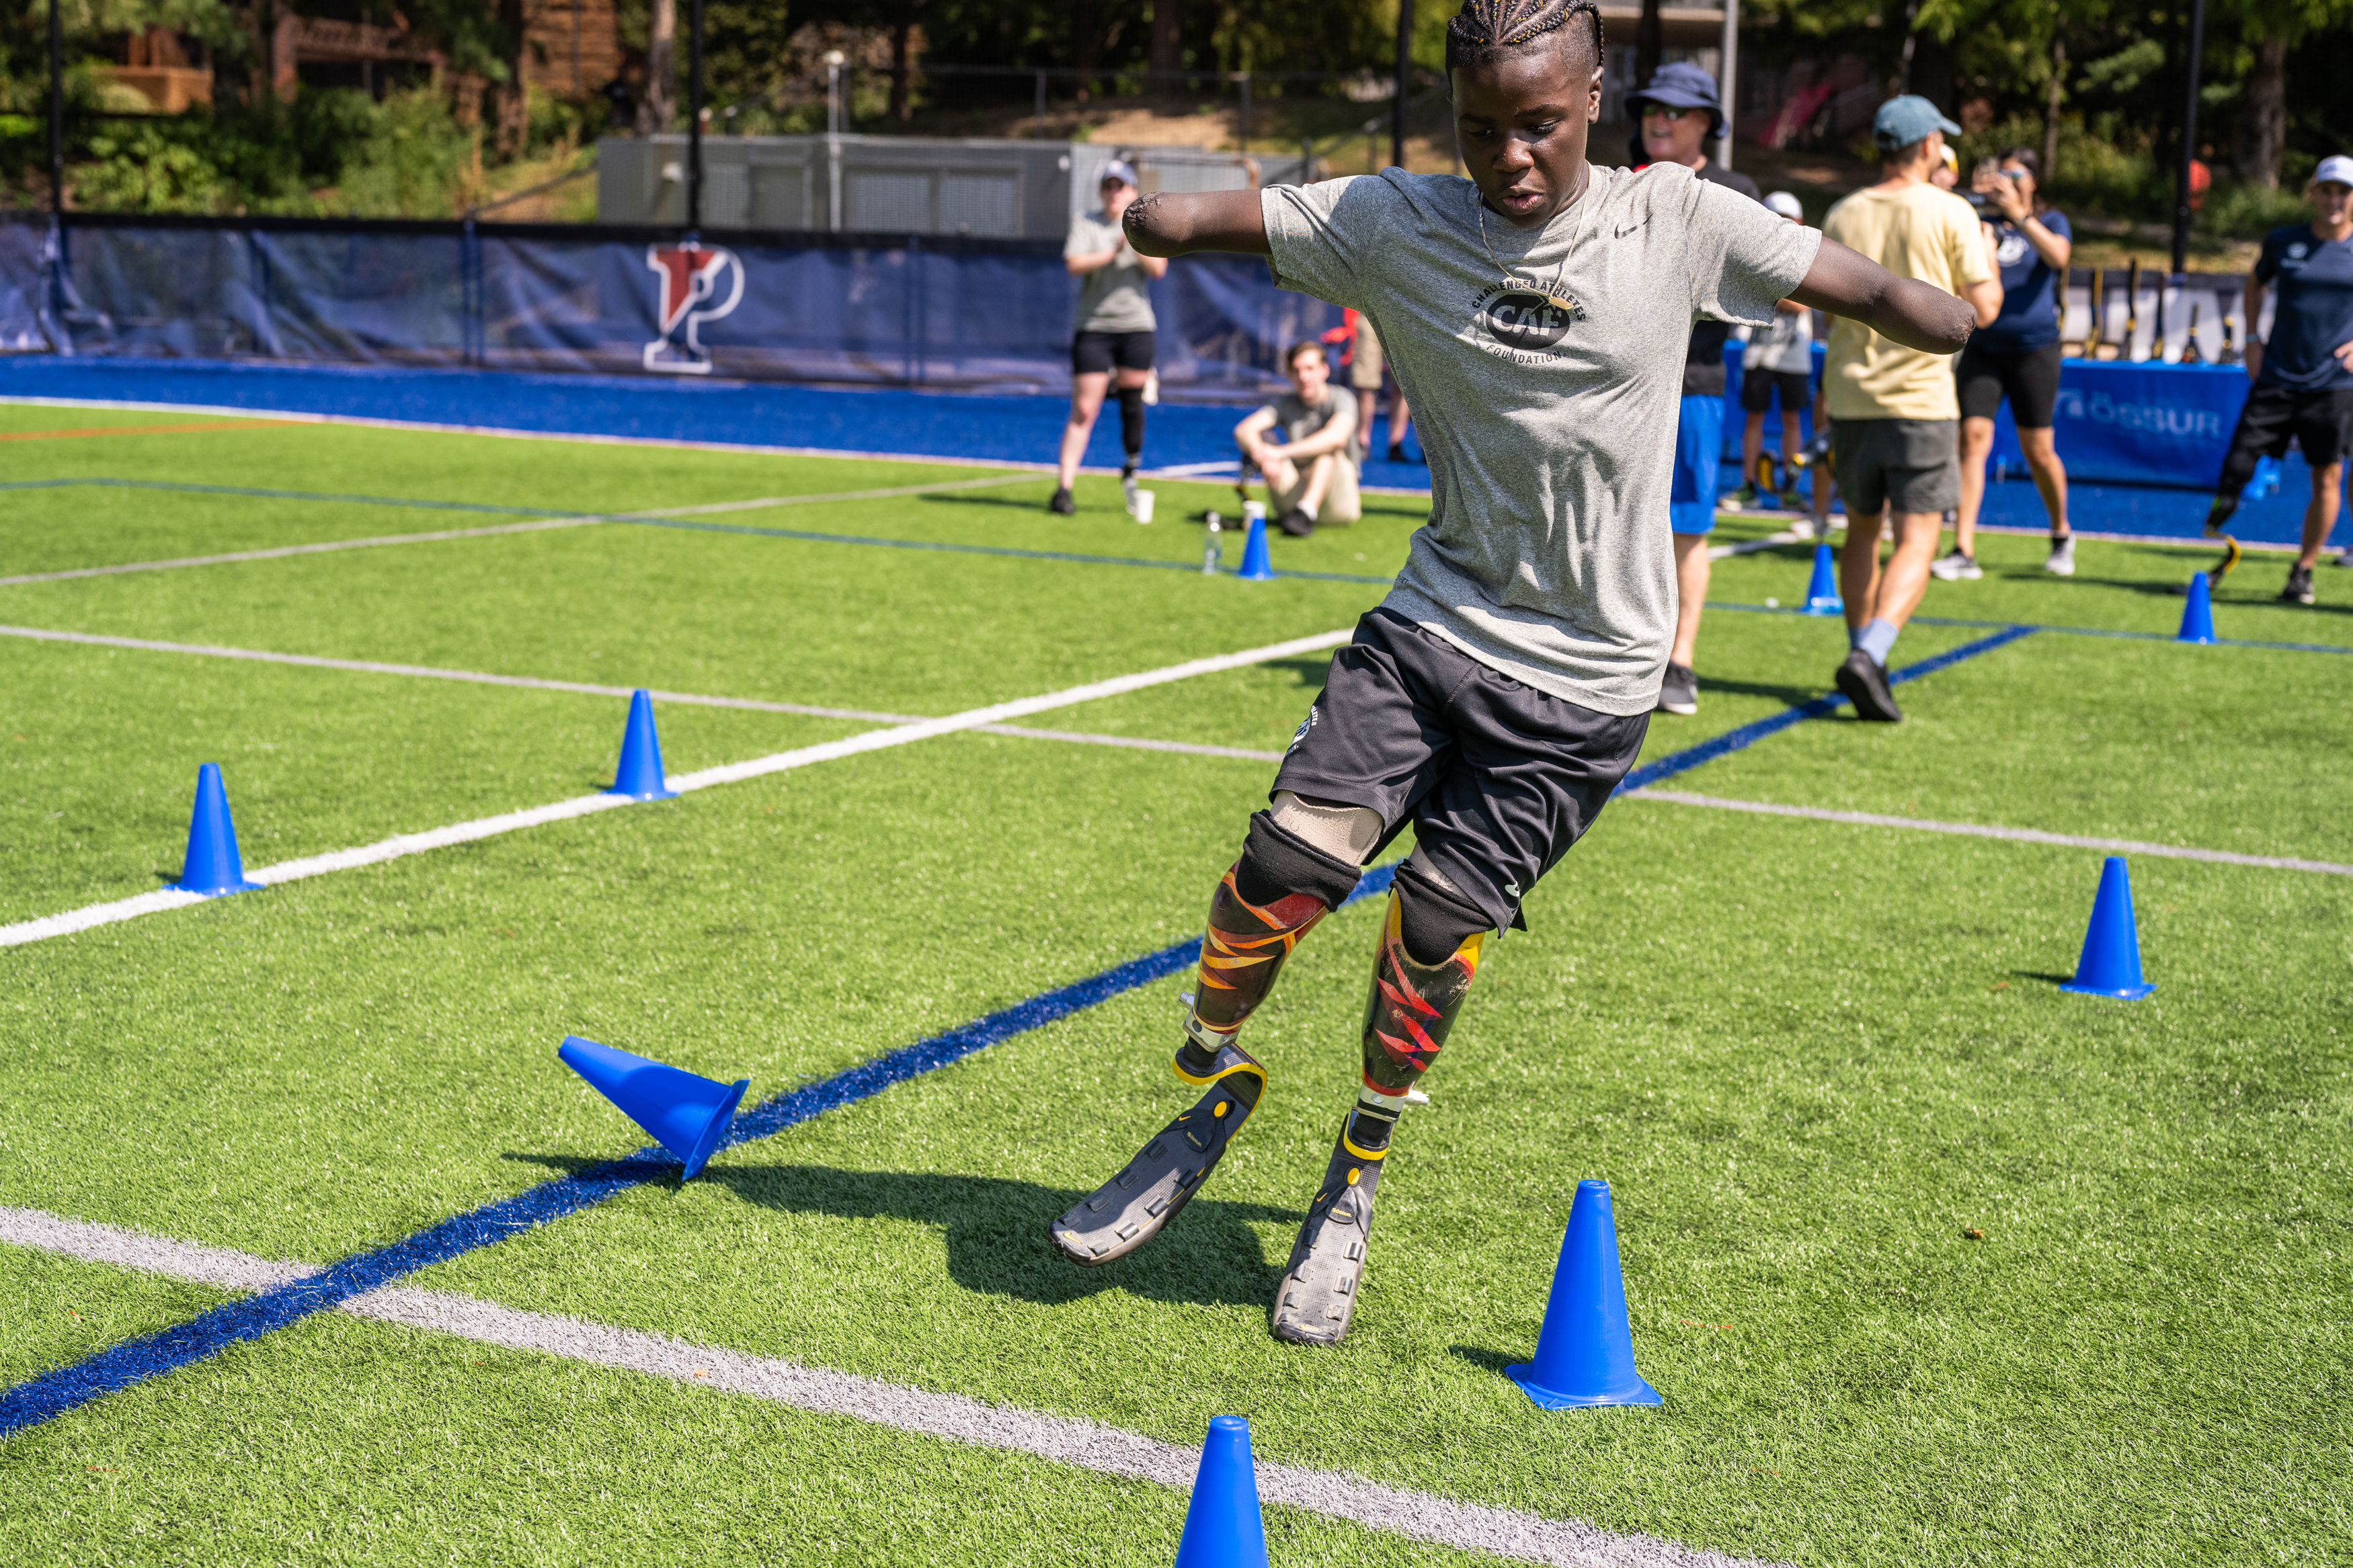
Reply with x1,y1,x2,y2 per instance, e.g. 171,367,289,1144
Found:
0,1303,1503,1568
3,420,2348,1567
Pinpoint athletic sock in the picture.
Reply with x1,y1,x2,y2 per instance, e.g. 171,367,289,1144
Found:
1857,617,1901,668
1117,386,1146,463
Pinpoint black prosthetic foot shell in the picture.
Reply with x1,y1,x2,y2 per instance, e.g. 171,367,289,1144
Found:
1270,1133,1385,1346
1049,1044,1263,1267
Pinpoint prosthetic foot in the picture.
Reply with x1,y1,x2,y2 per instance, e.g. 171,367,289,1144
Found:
1271,883,1485,1346
1051,1034,1265,1266
1051,825,1351,1268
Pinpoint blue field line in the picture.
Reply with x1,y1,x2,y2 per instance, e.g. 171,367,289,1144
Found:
1710,600,2353,657
1620,624,2039,793
0,862,1398,1443
0,477,553,516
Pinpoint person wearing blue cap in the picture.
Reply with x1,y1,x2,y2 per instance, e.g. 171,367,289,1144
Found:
2202,154,2353,606
1818,93,2001,721
1054,0,1972,1346
1051,158,1166,517
1627,59,1759,717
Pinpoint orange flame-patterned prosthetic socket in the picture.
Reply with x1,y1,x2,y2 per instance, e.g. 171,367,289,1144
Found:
1184,863,1332,1048
1360,889,1484,1097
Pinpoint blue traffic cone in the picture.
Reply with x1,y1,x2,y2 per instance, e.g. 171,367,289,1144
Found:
608,689,678,800
2060,857,2156,999
1802,541,1843,616
171,763,266,897
1507,1179,1663,1409
1171,1415,1269,1568
2178,571,2217,644
557,1035,750,1178
1235,507,1276,582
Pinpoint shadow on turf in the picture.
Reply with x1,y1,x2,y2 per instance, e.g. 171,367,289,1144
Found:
1689,675,1825,707
506,1153,1302,1309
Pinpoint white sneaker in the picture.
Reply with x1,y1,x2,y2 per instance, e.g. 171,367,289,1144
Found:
2334,547,2353,567
2045,536,2077,577
1929,548,1982,581
1787,518,1817,540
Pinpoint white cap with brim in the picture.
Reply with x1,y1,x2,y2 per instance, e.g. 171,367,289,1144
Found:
1764,191,1804,220
2316,154,2353,190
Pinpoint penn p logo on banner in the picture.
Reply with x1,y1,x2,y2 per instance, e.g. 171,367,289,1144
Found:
643,243,744,375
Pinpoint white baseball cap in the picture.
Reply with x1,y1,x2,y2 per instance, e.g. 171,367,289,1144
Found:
1764,191,1805,220
2315,154,2353,190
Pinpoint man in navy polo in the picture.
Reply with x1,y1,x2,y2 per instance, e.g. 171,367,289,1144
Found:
1628,61,1762,717
2205,155,2353,605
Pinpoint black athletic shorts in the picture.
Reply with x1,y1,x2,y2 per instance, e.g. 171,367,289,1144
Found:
1956,342,2063,429
2223,382,2353,470
1741,368,1810,415
1071,330,1156,376
1271,608,1650,936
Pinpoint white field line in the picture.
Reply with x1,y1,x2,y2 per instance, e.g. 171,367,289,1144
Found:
0,1206,1777,1568
1706,524,1816,561
1624,789,2353,876
0,474,1037,589
0,630,1350,950
0,626,1291,765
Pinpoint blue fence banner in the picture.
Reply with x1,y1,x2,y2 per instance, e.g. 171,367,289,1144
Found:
0,217,1341,403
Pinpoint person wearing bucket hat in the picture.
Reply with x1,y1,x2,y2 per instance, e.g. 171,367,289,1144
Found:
1628,59,1761,717
2201,153,2353,604
1051,157,1167,517
1817,93,2001,721
1058,0,1973,1346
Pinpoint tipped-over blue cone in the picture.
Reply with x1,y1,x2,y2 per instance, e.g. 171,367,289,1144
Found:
1507,1179,1663,1409
1802,542,1843,616
1235,515,1276,581
2177,571,2217,644
608,689,678,800
1172,1415,1269,1568
557,1035,750,1178
172,763,266,897
2061,856,2155,999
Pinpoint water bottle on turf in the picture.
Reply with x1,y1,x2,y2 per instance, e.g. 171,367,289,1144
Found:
1203,512,1223,575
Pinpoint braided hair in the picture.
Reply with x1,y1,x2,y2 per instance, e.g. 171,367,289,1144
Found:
1445,0,1604,71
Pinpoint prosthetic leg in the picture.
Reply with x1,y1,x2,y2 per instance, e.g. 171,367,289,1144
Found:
1271,863,1488,1346
1052,813,1360,1266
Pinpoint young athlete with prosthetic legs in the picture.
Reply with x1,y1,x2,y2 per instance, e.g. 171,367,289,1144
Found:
1050,0,1973,1346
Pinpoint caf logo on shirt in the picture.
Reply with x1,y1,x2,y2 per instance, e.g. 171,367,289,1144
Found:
1996,232,2032,267
1474,285,1579,352
2287,241,2310,261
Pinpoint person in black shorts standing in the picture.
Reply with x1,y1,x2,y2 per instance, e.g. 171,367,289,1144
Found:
1051,159,1167,516
2204,155,2353,605
1937,148,2075,581
1043,0,1971,1346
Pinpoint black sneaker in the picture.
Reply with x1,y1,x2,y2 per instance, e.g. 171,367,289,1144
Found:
1835,648,1903,722
1276,505,1316,538
1386,444,1408,464
2282,565,2316,605
1654,660,1698,715
1047,486,1076,515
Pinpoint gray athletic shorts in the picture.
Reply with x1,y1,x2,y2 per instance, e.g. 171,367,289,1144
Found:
1271,609,1650,936
1831,417,1960,517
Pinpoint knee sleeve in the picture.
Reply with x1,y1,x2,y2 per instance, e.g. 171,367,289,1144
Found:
1234,810,1362,910
1118,386,1146,460
1392,859,1492,966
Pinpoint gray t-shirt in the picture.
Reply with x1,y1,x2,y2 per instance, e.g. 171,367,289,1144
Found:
1260,387,1363,466
1263,165,1820,713
1067,212,1158,334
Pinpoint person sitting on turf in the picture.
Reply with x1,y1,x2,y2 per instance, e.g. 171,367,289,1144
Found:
2202,154,2353,606
1051,159,1167,518
1234,339,1363,538
1047,0,1972,1346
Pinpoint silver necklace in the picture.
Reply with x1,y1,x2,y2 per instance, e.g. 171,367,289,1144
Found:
1476,201,1577,313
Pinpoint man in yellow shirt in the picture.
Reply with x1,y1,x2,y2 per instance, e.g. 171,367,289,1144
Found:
1820,96,2002,720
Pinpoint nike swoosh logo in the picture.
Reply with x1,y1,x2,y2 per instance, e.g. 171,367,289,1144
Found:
1613,220,1648,238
